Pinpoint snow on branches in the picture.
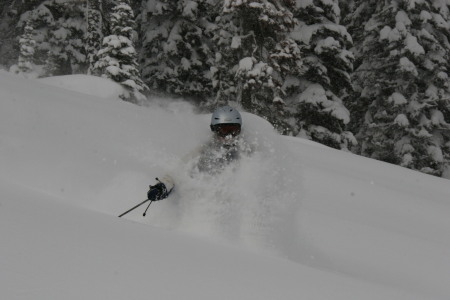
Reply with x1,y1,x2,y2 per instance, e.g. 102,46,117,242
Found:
93,0,148,103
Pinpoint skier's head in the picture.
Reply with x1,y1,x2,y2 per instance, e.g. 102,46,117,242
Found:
210,105,242,139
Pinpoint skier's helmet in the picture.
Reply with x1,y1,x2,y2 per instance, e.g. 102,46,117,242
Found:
210,106,242,137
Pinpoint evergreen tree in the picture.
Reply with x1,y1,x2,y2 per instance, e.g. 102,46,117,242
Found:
139,0,219,101
14,0,88,76
94,0,148,102
338,0,355,20
0,0,46,67
10,20,37,76
353,0,450,177
287,0,356,150
212,0,295,133
344,0,378,136
86,0,104,74
51,1,87,74
44,49,58,76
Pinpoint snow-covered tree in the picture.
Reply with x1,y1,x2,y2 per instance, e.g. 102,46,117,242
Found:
44,49,58,76
342,0,378,136
93,0,148,102
139,0,219,101
13,0,88,76
286,0,356,150
353,0,450,177
86,0,104,74
212,0,295,133
0,0,47,68
10,20,37,76
49,2,87,74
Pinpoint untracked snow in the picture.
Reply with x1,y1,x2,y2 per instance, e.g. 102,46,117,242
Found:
1,71,450,299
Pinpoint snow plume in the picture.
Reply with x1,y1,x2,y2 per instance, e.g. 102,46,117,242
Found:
144,115,300,255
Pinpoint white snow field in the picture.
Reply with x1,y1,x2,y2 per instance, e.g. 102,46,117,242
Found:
1,70,450,299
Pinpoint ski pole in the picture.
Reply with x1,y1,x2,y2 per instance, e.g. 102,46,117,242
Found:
118,199,151,218
142,200,153,217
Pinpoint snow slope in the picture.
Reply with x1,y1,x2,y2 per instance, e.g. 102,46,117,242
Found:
1,71,450,299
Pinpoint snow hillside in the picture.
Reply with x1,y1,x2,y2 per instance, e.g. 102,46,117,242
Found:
1,71,450,299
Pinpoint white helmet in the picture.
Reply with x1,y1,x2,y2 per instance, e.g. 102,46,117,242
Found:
210,106,242,137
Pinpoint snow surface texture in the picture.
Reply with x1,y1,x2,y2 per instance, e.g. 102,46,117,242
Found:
1,71,450,299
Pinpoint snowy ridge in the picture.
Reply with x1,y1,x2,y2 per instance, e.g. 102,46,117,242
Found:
1,72,450,299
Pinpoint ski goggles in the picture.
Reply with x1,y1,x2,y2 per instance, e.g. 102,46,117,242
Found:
211,123,241,137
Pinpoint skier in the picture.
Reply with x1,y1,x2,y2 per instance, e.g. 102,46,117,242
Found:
147,105,243,202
